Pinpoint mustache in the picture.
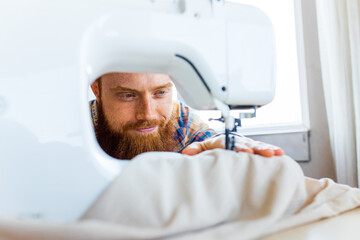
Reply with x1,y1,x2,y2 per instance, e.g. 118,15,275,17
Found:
122,119,164,131
94,99,176,159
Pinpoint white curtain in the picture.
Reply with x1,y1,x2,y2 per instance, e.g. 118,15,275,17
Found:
316,0,360,187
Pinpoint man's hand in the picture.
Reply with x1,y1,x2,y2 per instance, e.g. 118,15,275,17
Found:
182,135,284,157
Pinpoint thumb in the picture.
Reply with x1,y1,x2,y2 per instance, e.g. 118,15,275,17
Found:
181,142,204,156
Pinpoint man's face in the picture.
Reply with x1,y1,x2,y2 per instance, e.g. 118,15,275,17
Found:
91,72,176,159
93,72,174,134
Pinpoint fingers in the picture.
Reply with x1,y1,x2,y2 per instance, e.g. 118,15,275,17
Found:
181,148,201,156
240,148,284,158
182,142,204,156
274,148,285,156
234,139,284,157
182,136,225,155
234,143,254,154
236,145,276,157
181,135,285,158
253,148,275,158
236,148,254,154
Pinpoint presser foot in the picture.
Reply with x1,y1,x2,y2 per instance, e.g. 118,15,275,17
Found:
208,106,257,150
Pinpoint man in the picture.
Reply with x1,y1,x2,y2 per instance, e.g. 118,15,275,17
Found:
90,72,284,160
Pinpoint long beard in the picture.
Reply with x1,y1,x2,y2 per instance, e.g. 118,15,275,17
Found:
94,101,176,160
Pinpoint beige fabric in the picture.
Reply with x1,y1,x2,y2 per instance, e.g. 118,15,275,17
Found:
263,207,360,240
1,149,360,240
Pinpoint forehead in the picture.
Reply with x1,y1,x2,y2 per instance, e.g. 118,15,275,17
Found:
100,72,172,90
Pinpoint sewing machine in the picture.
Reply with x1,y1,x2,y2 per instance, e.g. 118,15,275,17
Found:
0,0,275,222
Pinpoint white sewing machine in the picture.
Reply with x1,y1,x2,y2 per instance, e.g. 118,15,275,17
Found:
0,0,275,222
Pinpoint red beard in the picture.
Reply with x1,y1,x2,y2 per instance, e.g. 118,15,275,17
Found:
94,100,176,160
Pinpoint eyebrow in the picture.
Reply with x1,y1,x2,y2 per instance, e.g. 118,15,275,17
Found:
110,82,173,92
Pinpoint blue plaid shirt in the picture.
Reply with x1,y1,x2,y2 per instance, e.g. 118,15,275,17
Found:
173,101,216,152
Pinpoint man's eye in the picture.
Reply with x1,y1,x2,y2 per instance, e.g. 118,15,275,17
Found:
118,93,136,101
154,90,168,97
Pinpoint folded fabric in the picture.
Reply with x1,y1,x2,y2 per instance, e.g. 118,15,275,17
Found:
1,149,360,240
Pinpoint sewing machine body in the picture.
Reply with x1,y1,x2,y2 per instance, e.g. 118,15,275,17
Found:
0,0,275,222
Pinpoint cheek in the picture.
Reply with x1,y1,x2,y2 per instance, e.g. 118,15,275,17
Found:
158,99,173,121
102,100,135,131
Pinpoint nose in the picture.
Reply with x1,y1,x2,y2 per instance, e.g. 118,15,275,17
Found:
136,95,156,121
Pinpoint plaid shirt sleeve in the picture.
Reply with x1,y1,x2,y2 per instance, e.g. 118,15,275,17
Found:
173,101,217,153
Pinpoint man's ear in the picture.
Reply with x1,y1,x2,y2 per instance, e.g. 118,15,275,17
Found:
91,80,100,99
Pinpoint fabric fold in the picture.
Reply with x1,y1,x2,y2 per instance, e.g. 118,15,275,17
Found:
1,149,360,240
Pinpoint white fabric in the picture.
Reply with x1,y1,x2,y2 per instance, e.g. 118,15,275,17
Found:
1,150,360,240
316,0,360,186
263,207,360,240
